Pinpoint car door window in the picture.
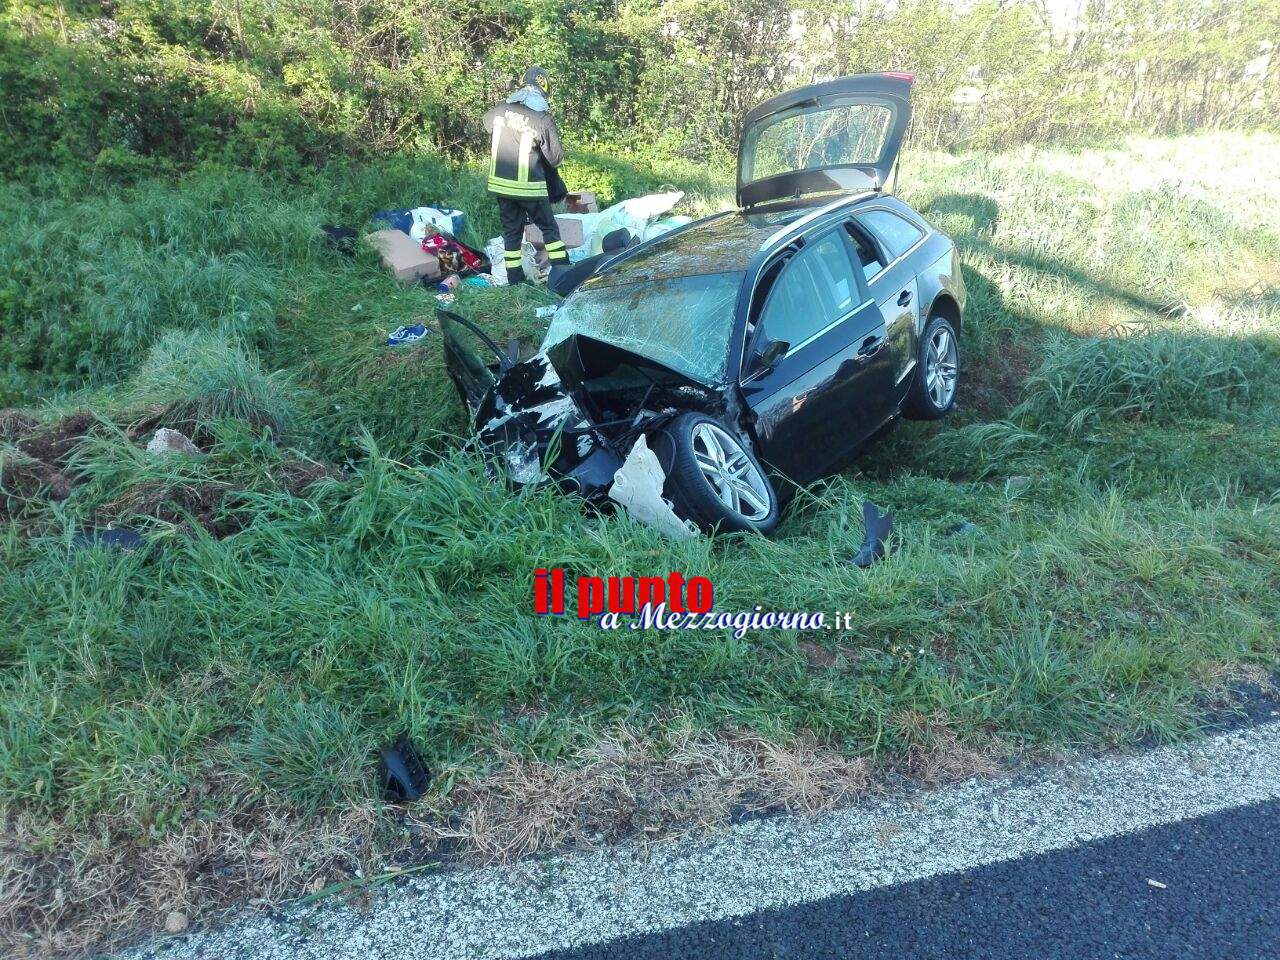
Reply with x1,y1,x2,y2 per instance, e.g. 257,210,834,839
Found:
856,209,925,267
759,231,858,351
845,222,884,282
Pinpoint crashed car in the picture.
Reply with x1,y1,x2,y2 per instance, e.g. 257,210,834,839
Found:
442,73,965,535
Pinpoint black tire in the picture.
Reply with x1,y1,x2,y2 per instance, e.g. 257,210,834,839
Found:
653,412,780,535
903,314,960,421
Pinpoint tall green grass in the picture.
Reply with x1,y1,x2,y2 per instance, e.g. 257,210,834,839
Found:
1,133,1278,857
125,329,302,436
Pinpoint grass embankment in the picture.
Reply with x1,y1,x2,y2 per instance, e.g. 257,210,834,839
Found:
2,134,1278,955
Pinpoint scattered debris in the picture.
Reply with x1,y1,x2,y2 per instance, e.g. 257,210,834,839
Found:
546,231,634,296
146,428,200,456
366,229,440,283
163,911,189,935
565,191,599,214
320,225,358,256
387,324,430,347
71,527,144,552
851,501,895,567
484,237,519,285
378,734,432,803
421,233,486,275
535,305,558,320
601,226,634,252
1147,878,1167,889
608,435,698,540
525,214,586,250
502,440,546,485
374,205,466,242
578,190,685,254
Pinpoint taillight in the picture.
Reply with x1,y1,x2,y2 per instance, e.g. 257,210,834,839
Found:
883,72,916,83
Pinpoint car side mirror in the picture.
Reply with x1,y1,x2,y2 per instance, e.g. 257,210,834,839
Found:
756,339,789,371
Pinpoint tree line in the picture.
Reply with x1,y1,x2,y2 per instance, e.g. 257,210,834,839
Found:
1,0,1276,176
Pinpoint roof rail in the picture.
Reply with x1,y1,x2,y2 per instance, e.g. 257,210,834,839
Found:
757,192,874,251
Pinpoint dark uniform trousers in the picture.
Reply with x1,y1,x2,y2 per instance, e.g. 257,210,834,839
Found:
498,197,570,283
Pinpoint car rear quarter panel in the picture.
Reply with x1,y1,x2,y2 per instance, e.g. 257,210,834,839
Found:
917,240,965,335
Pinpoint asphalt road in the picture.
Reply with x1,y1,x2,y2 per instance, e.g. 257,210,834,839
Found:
533,798,1280,960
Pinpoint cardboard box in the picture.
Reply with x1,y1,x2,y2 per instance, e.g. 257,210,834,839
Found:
365,229,440,282
525,215,586,250
565,192,599,214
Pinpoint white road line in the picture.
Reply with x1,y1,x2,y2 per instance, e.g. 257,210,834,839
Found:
130,721,1280,960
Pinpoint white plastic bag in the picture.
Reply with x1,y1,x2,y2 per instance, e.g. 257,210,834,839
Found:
484,236,540,285
587,190,685,254
409,206,466,242
485,237,508,284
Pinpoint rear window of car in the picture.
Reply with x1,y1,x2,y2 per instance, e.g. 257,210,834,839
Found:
544,272,743,384
743,102,895,184
857,209,925,263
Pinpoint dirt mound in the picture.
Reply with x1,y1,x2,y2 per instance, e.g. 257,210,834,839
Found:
15,412,100,466
277,458,343,495
960,339,1037,418
1,410,345,538
0,410,39,441
0,453,73,521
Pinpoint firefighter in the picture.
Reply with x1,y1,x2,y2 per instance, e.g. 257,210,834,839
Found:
482,66,570,285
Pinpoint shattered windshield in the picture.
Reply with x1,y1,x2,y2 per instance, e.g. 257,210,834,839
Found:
543,272,742,384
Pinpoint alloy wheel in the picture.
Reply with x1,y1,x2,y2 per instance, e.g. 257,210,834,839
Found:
925,326,958,409
690,422,772,521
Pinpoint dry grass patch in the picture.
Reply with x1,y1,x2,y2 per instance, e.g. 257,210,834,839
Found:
436,729,874,861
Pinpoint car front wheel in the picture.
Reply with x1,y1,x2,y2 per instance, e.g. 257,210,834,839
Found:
655,412,779,535
903,315,959,420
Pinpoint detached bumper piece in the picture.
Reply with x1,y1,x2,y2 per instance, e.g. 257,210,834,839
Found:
851,501,895,567
378,734,431,803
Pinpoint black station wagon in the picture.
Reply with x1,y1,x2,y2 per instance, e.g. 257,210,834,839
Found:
442,72,966,535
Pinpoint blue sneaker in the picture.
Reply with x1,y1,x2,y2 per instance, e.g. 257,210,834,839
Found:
387,324,428,347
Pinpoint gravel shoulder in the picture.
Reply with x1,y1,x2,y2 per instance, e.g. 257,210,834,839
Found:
125,720,1280,960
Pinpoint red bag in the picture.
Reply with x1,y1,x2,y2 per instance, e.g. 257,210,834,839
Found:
422,233,484,273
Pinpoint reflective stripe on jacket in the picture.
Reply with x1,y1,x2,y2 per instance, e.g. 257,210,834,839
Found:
482,98,563,198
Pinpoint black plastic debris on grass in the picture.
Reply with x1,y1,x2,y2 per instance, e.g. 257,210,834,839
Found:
321,225,359,256
851,502,894,568
71,527,144,552
378,734,431,803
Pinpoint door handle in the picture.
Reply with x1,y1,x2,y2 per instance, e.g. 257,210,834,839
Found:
857,335,884,358
897,289,912,306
